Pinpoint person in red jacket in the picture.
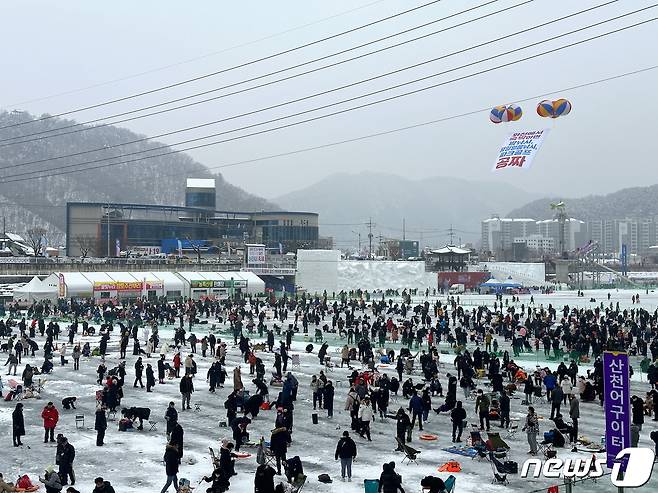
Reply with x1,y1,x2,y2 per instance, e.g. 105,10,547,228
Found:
173,353,181,378
41,401,59,443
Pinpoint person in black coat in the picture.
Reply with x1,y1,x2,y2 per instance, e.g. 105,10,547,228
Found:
158,356,166,384
335,431,357,480
134,357,144,388
12,402,25,446
56,435,76,485
244,394,264,418
254,463,276,493
395,408,411,450
420,476,446,493
165,402,178,440
230,417,251,452
378,462,404,493
208,361,222,392
324,381,335,418
202,467,230,493
631,396,645,430
219,443,237,478
161,443,180,493
270,427,291,475
450,401,466,442
499,392,511,429
166,421,182,462
95,406,107,446
122,407,151,430
146,364,155,392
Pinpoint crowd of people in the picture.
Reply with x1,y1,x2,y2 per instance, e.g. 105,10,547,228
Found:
1,291,658,492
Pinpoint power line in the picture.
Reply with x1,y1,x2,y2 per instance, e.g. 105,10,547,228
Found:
0,16,655,184
0,0,513,145
4,0,389,108
2,1,629,172
0,0,445,130
195,65,658,174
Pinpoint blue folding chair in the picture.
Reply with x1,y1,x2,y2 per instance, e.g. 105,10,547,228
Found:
443,474,456,493
364,479,379,493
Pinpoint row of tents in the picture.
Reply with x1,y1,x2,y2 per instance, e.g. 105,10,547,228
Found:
13,271,266,303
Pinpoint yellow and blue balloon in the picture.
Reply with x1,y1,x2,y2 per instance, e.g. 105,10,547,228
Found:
489,104,523,124
536,98,572,118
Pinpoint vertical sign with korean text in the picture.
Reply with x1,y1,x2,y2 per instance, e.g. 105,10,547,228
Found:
492,129,549,172
603,351,631,469
247,245,266,265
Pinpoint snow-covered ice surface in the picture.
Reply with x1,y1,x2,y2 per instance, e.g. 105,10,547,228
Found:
1,289,658,492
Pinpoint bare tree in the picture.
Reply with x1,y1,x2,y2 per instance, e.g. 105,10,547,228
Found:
185,236,202,264
25,227,47,257
74,235,97,261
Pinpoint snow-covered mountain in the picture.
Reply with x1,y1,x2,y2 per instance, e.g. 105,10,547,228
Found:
0,111,278,240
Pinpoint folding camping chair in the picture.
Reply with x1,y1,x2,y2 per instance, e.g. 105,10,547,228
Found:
506,419,520,439
486,432,511,450
443,475,456,493
291,354,301,370
256,438,278,469
469,431,487,461
209,447,220,469
395,437,421,465
487,451,510,485
538,441,555,459
364,479,379,493
148,420,158,432
289,474,307,493
324,356,335,372
75,414,85,429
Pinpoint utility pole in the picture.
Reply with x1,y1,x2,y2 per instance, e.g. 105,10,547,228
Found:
106,203,111,258
448,224,455,245
403,218,406,241
351,230,361,252
367,218,374,259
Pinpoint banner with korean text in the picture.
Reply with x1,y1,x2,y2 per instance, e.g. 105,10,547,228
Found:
603,351,631,469
492,129,549,172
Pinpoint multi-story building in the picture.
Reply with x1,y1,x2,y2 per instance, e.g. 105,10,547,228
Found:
481,217,537,254
484,216,658,259
536,218,586,253
514,234,556,254
66,179,321,257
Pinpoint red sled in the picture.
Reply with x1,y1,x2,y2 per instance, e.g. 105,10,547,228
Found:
17,475,39,491
260,402,272,410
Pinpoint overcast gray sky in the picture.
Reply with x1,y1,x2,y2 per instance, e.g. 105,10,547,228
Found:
1,0,656,200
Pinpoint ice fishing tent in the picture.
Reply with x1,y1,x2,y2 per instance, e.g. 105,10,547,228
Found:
12,276,58,303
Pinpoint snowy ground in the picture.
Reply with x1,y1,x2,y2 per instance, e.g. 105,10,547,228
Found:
1,289,658,493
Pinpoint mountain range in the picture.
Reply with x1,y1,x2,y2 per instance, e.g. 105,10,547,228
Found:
0,111,278,241
508,185,658,221
273,172,539,249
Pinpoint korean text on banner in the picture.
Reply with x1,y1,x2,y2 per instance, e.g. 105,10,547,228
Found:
492,129,549,172
247,245,266,265
603,351,631,470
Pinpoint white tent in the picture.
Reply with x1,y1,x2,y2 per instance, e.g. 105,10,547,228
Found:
236,271,266,294
42,272,94,298
13,276,58,303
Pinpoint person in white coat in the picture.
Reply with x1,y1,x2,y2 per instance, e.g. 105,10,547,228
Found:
358,398,374,441
59,344,67,366
561,377,573,405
